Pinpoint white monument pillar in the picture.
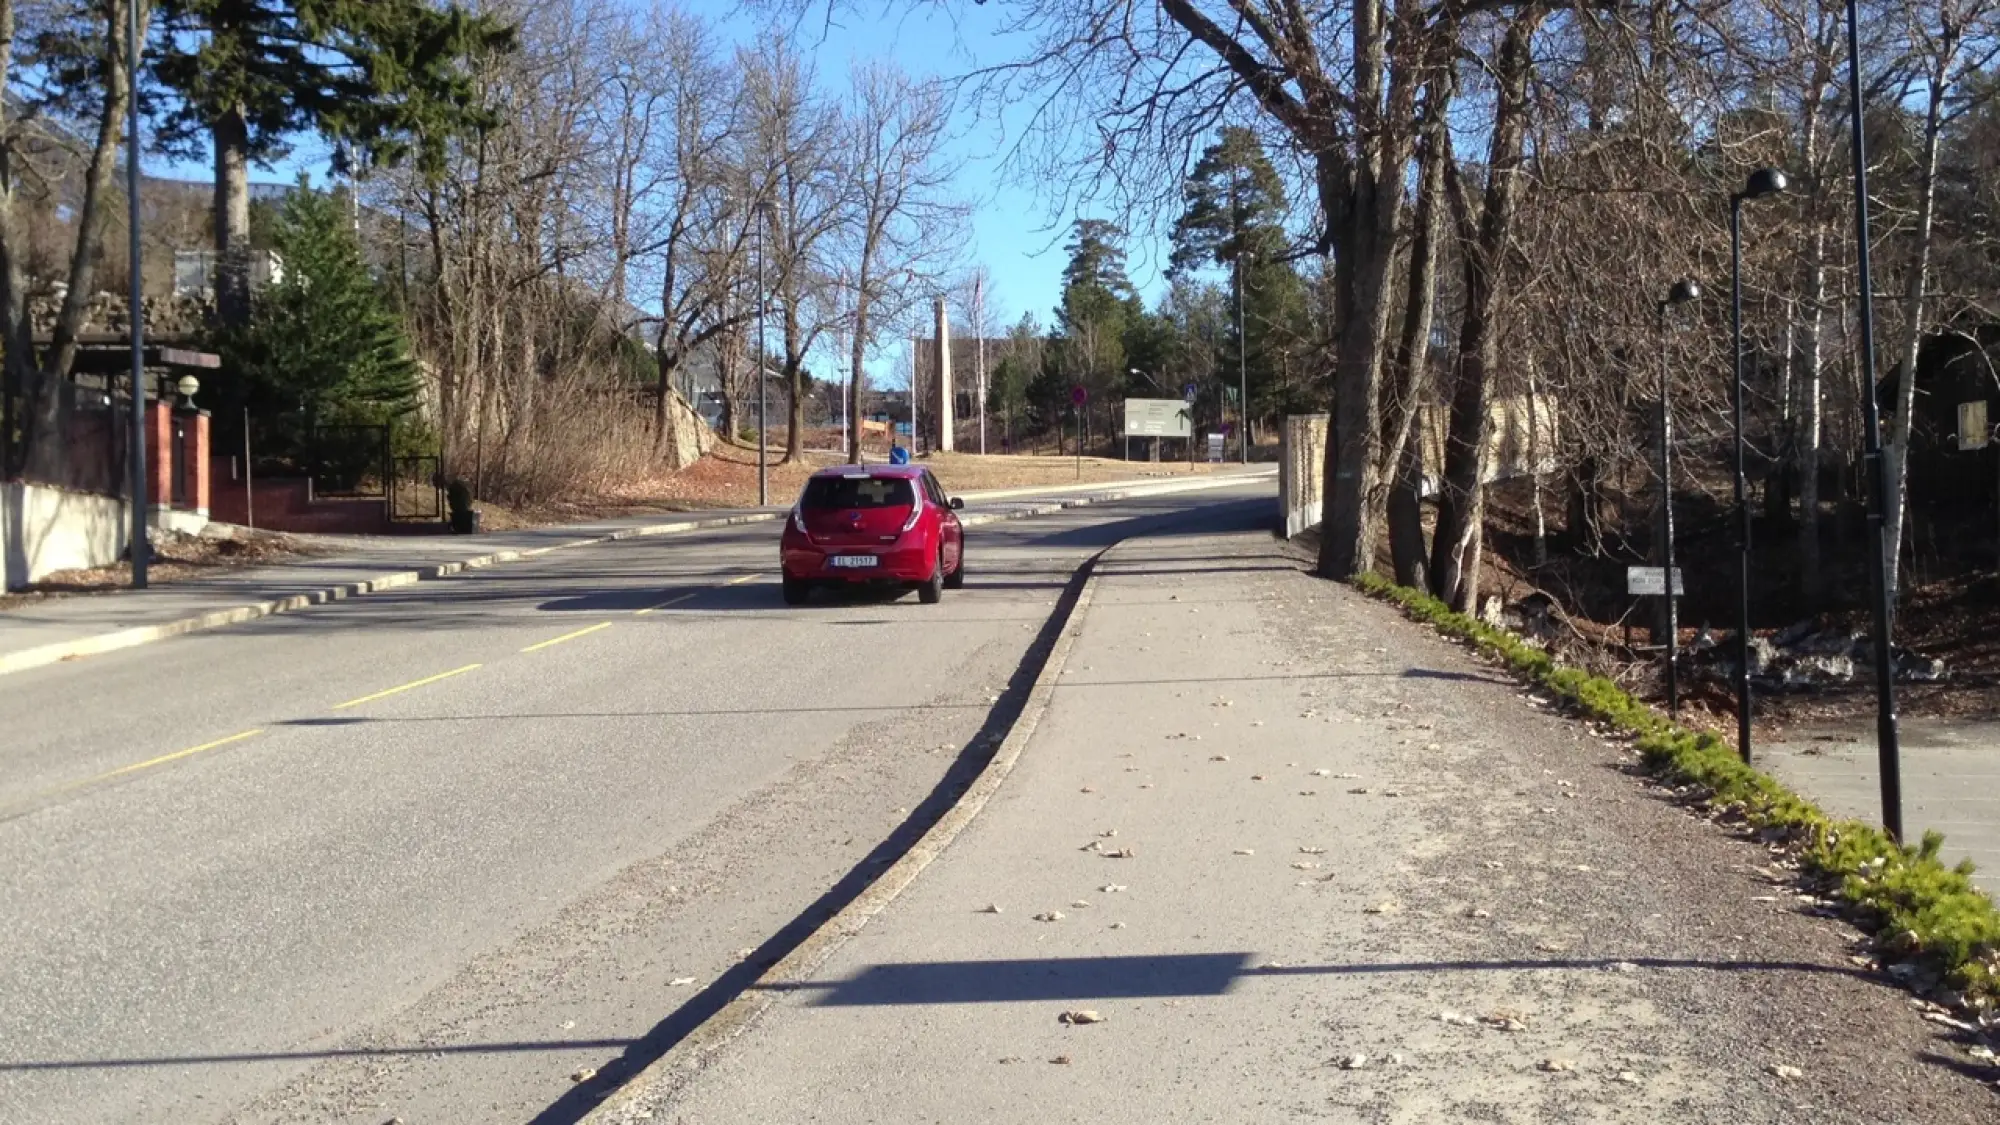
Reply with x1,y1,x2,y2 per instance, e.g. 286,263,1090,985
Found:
934,296,954,452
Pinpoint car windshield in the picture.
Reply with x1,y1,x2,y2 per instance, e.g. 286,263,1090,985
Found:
800,475,916,510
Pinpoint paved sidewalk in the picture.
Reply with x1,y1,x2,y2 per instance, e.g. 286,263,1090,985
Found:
0,470,1271,674
1764,719,2000,897
606,532,1995,1123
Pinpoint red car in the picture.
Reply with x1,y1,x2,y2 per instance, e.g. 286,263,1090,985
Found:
780,464,965,605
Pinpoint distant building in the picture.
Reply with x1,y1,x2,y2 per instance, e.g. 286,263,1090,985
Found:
172,249,284,298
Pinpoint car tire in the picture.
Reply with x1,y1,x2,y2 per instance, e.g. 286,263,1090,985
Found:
918,550,945,604
943,550,964,589
782,576,811,606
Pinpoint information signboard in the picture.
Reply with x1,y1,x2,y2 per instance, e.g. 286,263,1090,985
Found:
1123,398,1193,438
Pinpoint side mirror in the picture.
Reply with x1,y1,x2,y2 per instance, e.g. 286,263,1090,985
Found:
949,497,964,510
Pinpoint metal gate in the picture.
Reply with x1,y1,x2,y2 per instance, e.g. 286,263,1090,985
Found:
392,454,444,521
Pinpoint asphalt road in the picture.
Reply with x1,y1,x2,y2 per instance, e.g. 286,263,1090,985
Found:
0,483,1272,1125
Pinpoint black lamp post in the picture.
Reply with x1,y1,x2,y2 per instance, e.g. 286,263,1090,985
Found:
1728,168,1786,764
126,0,146,589
1656,279,1701,715
755,199,771,507
1841,0,1904,841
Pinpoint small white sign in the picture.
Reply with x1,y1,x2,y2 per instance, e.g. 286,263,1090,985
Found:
1958,400,1989,451
1627,566,1684,596
1206,433,1225,462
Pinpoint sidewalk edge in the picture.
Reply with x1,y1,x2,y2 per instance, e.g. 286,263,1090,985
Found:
577,546,1113,1124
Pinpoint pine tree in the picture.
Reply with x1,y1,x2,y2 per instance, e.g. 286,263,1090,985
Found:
1168,128,1315,422
148,0,512,326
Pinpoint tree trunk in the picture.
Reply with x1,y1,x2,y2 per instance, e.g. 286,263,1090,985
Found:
213,104,253,329
1429,8,1542,612
849,290,870,465
1526,359,1548,567
1797,200,1828,595
0,0,32,478
1884,54,1950,606
29,0,144,481
1316,164,1404,579
1567,458,1606,553
1388,408,1428,589
1381,93,1449,586
780,298,804,461
1314,0,1420,580
786,362,807,460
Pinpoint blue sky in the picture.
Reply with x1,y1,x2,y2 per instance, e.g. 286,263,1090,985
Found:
688,0,1173,334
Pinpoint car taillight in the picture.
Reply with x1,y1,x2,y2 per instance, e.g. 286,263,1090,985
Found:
791,507,808,535
900,499,924,533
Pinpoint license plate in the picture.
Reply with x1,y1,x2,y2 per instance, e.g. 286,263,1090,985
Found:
831,555,879,568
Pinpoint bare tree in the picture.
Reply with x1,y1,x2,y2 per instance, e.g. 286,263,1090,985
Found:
741,35,843,462
618,5,752,467
3,0,151,481
1429,7,1545,613
1883,0,2000,602
837,62,960,464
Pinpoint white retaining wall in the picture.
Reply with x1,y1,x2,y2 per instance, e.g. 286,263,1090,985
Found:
3,482,131,590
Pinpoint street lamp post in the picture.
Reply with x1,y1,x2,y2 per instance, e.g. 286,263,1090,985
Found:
126,0,146,588
1842,0,1904,840
1729,168,1787,764
1656,280,1701,715
1231,169,1248,465
755,200,770,507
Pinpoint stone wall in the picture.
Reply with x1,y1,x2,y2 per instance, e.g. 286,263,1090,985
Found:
1280,413,1329,539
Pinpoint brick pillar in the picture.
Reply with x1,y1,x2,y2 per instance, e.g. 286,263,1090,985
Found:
184,410,211,514
146,399,172,509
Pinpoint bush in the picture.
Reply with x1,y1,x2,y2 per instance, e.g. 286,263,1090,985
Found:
1352,571,2000,1004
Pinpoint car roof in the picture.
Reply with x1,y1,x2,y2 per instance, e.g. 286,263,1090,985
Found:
808,464,926,479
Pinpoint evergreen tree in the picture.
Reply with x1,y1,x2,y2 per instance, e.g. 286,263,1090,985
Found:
1053,219,1139,432
1168,127,1289,275
222,177,419,436
148,0,512,326
1168,127,1314,425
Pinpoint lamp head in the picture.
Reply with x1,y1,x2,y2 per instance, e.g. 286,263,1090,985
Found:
175,374,200,399
1741,168,1788,200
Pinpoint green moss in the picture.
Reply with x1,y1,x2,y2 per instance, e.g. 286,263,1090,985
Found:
1351,572,2000,1004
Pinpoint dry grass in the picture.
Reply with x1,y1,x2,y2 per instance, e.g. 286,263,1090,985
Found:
474,442,1232,528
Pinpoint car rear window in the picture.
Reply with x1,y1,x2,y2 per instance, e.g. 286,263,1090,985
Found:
800,475,916,510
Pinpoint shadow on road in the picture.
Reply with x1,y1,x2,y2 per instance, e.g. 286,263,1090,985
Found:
753,953,1873,1007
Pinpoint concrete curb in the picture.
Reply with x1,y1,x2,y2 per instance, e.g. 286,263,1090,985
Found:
577,546,1113,1124
0,471,1269,679
0,512,781,678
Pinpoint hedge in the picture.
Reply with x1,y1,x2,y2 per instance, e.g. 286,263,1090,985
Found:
1352,571,1999,1006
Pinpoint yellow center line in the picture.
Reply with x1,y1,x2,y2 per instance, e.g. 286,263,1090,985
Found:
520,622,614,653
4,729,270,814
74,729,266,790
333,663,483,709
635,593,695,616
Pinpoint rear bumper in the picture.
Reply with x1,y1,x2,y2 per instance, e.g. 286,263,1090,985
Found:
783,544,933,583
